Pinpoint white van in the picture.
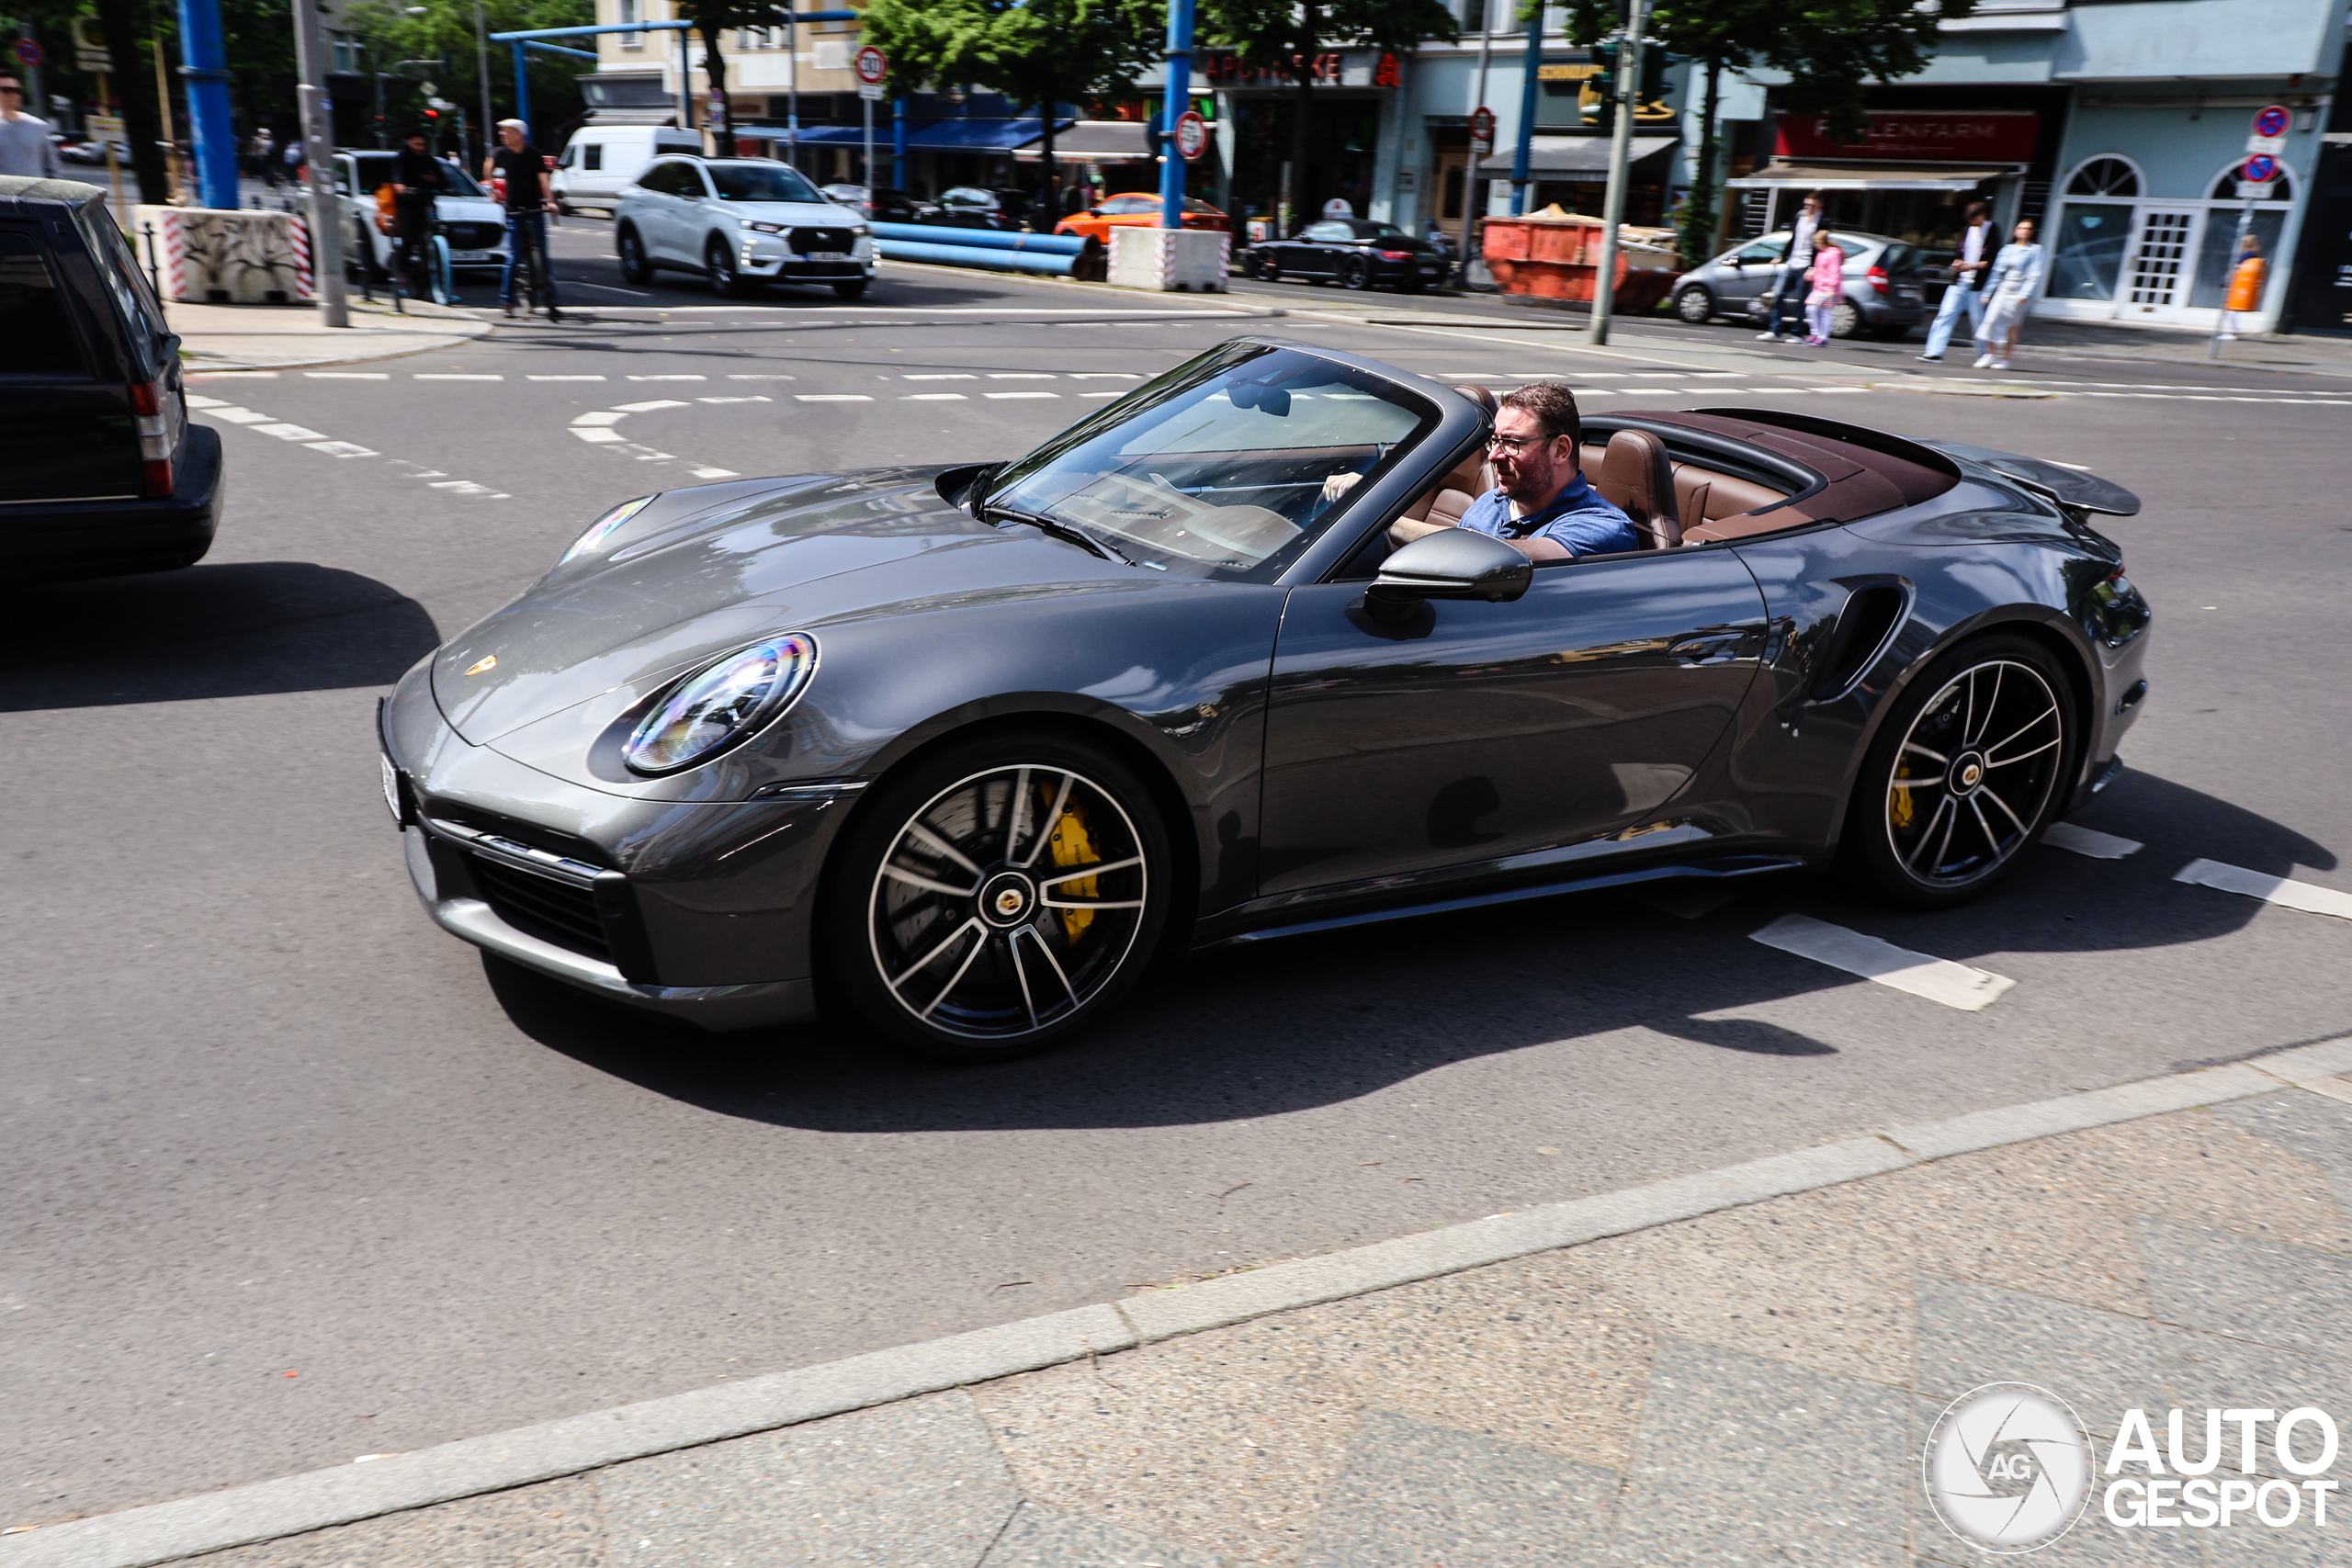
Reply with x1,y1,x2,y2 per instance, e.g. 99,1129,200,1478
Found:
554,126,704,215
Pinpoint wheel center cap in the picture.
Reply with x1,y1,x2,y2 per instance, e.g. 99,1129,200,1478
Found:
978,871,1037,928
1950,751,1986,795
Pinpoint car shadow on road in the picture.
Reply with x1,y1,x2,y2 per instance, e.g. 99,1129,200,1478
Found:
1,561,439,710
487,765,2340,1133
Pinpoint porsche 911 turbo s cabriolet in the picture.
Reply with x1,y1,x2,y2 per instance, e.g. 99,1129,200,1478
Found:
379,339,2152,1060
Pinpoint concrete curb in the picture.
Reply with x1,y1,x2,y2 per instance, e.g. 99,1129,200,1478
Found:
9,1036,2349,1568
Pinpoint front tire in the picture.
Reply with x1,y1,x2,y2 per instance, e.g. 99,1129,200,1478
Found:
1845,635,2075,908
616,225,651,285
706,237,748,298
824,733,1171,1062
1675,284,1714,324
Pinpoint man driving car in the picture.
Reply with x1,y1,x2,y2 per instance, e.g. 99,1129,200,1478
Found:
1390,382,1637,559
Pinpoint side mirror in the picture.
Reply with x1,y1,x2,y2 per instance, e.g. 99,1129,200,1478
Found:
1364,529,1532,623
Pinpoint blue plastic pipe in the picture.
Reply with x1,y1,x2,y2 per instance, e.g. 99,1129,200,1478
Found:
175,0,237,208
873,237,1079,276
869,221,1086,254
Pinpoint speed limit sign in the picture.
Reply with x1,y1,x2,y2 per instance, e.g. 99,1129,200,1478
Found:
1173,109,1208,163
854,45,886,85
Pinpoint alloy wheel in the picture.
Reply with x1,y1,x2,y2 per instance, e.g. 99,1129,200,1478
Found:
865,763,1150,1043
1340,257,1372,290
1676,285,1713,324
707,239,741,297
1883,659,2064,890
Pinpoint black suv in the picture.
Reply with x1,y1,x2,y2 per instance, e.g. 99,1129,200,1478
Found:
1,175,223,583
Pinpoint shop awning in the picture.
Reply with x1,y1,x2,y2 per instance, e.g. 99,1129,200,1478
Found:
1476,135,1676,176
1013,120,1155,164
1726,161,2015,191
766,118,1070,152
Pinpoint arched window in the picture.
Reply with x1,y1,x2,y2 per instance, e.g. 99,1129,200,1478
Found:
2208,164,2294,202
2065,156,2142,197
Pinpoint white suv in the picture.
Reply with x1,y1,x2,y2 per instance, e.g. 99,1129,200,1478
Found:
615,157,876,299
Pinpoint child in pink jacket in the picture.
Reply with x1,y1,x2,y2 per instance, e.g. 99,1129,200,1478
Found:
1804,230,1845,345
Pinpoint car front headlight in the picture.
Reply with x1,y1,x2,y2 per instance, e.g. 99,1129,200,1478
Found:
624,635,818,775
560,495,655,565
849,222,871,237
744,220,786,234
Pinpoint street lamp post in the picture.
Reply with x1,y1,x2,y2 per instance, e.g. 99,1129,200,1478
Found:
288,0,348,324
473,0,492,156
1588,0,1647,344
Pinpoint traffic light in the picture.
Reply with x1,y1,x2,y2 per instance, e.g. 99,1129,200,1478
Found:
1586,40,1671,110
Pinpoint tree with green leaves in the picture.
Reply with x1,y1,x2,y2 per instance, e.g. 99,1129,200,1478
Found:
858,0,1160,198
1555,0,1971,268
342,0,592,156
671,0,796,153
1201,0,1456,231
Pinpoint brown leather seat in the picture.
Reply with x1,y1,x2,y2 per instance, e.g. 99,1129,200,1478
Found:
1401,385,1498,525
1591,429,1681,548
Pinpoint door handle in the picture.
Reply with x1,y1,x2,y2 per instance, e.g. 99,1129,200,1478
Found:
1668,630,1757,663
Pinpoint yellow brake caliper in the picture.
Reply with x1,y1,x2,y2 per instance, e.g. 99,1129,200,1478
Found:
1046,796,1098,943
1891,761,1916,830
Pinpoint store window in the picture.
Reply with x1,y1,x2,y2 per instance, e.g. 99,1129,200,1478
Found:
618,0,641,49
2049,155,2143,301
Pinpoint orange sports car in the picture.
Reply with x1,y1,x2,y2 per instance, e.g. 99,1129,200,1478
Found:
1053,191,1232,243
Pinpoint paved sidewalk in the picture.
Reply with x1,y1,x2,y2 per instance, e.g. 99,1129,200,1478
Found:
171,299,491,373
9,1043,2348,1567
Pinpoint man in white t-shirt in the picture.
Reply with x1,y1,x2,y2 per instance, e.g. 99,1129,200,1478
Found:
1919,200,1994,361
1757,192,1822,344
0,76,62,179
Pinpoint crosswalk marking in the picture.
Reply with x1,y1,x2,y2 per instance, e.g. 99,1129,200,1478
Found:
2042,822,2143,859
253,423,328,441
1750,913,2015,1011
2175,860,2352,920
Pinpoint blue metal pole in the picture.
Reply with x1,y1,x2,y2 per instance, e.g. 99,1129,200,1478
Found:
512,42,530,139
892,96,908,188
175,0,238,208
1159,0,1193,230
1510,9,1543,216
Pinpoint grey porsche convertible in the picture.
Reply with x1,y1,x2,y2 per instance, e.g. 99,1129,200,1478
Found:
379,337,2153,1060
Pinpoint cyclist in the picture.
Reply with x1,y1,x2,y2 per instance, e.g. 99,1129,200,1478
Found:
389,128,445,303
485,118,562,321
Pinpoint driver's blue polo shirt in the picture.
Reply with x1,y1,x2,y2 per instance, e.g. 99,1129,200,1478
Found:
1456,473,1639,557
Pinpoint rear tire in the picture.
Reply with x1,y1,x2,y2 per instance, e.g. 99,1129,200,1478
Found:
1829,299,1861,338
1255,254,1282,283
1843,634,2075,909
823,731,1171,1063
1340,255,1372,290
1675,284,1714,324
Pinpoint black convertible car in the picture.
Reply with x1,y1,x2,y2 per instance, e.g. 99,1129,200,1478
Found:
380,338,2151,1059
1249,219,1451,290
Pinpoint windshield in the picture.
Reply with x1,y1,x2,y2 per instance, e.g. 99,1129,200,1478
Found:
984,344,1437,581
709,164,823,203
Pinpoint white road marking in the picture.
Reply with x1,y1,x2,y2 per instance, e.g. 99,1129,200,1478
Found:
684,465,738,479
2174,860,2352,921
628,374,706,381
571,411,626,425
1079,390,1125,398
903,393,967,400
726,374,796,379
414,374,501,381
427,479,501,495
796,393,873,401
570,427,626,442
985,390,1058,400
528,374,607,381
1805,386,1871,394
988,372,1055,379
1067,372,1142,379
1750,914,2015,1011
252,423,328,441
613,399,692,412
903,374,977,380
205,407,270,423
184,394,230,408
2042,821,2143,859
305,371,387,379
302,441,379,458
695,395,772,404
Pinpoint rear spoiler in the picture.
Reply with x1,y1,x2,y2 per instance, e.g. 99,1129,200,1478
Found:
1916,440,2142,517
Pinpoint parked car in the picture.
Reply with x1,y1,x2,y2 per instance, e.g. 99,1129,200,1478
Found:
56,135,128,166
1248,219,1451,291
919,185,1019,231
616,157,875,298
552,126,704,216
819,184,928,223
1054,191,1231,245
0,175,223,583
380,338,2149,1061
1670,230,1928,338
331,150,510,281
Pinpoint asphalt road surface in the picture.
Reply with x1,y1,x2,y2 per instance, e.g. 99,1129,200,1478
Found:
6,246,2350,1527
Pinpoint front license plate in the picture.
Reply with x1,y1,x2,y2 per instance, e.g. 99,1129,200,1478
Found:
807,251,850,263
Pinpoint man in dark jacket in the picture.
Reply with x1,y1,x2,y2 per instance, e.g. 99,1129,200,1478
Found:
390,130,444,301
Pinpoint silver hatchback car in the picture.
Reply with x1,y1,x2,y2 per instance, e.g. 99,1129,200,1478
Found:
1671,230,1928,339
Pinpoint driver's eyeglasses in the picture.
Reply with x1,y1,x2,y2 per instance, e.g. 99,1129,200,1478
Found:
1487,433,1552,454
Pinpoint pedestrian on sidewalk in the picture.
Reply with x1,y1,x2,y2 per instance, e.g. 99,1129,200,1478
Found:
486,118,561,320
254,127,278,186
390,128,446,303
2219,231,2267,340
1803,228,1845,345
0,76,62,180
1973,218,2045,370
1918,199,1993,361
1757,191,1822,344
283,138,304,186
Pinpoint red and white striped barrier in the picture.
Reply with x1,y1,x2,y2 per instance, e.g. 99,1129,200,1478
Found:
131,206,313,303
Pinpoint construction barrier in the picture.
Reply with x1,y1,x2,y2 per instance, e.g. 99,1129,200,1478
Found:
133,206,313,303
870,221,1097,278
